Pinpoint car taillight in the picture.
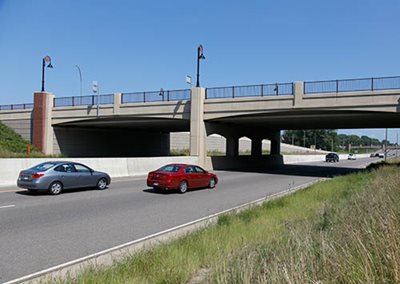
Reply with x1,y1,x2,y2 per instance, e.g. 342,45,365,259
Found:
31,173,45,179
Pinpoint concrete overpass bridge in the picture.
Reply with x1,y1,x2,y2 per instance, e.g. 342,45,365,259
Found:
1,76,400,169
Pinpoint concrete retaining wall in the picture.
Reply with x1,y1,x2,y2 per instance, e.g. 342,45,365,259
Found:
0,156,198,188
171,132,328,154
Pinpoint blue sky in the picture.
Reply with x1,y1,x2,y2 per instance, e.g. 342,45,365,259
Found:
0,0,399,142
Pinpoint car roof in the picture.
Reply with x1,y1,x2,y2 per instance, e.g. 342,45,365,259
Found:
164,164,203,168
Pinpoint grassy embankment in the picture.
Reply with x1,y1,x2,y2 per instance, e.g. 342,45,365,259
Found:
0,121,46,157
56,160,400,283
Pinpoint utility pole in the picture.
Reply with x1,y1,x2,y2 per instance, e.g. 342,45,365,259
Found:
384,128,388,161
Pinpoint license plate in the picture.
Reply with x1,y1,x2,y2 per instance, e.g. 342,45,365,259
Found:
153,182,159,186
23,176,29,180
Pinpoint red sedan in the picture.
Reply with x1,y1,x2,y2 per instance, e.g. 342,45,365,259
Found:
147,164,218,193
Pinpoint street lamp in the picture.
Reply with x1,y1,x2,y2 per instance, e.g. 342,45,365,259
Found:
41,56,53,92
75,65,82,97
196,45,205,87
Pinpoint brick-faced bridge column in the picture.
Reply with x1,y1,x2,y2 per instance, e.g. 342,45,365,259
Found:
190,88,207,167
33,92,54,155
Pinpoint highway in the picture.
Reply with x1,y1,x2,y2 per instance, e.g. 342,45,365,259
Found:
0,157,381,283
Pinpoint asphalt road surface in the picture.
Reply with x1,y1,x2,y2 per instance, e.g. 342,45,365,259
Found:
0,157,382,283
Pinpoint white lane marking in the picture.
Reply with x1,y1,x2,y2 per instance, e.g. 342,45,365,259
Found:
0,204,15,209
4,179,324,284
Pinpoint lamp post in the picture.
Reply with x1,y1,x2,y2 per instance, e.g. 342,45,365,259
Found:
41,56,53,92
196,45,205,87
384,128,388,161
75,65,82,97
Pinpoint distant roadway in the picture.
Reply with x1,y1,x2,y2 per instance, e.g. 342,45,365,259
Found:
0,157,385,283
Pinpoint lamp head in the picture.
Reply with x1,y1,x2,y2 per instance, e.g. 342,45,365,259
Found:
47,62,53,68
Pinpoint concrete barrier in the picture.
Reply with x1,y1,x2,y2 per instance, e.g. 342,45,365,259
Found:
284,153,371,164
0,154,372,188
0,156,199,188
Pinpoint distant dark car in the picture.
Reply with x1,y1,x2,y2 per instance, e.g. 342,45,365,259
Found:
370,152,384,158
147,164,218,193
325,153,339,163
17,161,111,195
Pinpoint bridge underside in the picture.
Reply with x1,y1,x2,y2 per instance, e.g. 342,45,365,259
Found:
208,110,400,130
53,117,189,157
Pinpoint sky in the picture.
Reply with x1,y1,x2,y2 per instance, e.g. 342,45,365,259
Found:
0,0,399,143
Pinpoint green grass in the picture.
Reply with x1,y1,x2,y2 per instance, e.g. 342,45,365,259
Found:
0,122,44,157
55,161,400,283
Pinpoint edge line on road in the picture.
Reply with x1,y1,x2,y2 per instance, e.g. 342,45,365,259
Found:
0,204,15,209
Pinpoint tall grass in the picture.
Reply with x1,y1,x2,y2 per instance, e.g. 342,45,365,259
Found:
212,165,400,283
56,163,400,284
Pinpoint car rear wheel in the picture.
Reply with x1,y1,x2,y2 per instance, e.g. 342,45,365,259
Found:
209,178,216,189
49,181,63,195
178,180,188,194
97,178,107,190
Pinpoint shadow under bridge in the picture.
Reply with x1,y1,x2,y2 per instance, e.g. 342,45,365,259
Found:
53,117,189,157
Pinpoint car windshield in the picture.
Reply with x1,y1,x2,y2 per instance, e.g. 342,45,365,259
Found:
158,165,181,172
29,162,58,172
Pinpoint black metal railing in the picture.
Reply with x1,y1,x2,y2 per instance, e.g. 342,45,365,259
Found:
304,76,400,94
205,83,293,99
0,103,33,111
122,89,191,104
53,94,114,107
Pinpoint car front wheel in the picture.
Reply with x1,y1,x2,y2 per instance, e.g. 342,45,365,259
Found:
97,178,108,190
49,181,63,195
178,180,188,194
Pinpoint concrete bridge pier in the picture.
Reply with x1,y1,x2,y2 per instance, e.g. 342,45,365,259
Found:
226,136,239,157
250,136,262,157
267,130,284,167
189,88,207,166
33,91,54,155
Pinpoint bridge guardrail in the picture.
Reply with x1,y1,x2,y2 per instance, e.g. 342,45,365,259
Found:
205,83,293,99
53,94,114,107
3,76,400,110
0,103,33,111
121,89,191,104
304,76,400,94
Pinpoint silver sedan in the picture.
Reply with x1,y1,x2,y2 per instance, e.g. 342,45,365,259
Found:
17,161,111,195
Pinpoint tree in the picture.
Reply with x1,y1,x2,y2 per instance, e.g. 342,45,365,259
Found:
282,129,339,151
